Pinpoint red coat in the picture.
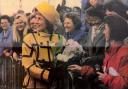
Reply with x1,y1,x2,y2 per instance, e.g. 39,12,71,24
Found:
103,43,128,89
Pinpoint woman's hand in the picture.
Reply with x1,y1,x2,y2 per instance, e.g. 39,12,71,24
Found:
13,52,18,61
97,72,107,81
68,64,82,73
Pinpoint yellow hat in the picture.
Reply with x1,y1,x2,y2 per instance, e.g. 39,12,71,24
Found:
35,2,60,24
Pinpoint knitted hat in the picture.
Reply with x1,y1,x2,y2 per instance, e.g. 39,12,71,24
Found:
35,2,60,24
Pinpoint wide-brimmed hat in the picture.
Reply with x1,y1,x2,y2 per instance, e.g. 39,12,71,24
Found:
35,2,60,24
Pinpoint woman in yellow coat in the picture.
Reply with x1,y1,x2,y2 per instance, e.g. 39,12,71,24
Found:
22,2,66,89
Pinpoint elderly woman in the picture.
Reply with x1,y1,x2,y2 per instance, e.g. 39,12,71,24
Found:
22,2,66,89
63,13,86,45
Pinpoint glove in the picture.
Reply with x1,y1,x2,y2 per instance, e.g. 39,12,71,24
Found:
80,65,95,76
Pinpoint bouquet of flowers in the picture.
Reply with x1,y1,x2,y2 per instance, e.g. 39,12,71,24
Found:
45,39,84,89
56,39,83,68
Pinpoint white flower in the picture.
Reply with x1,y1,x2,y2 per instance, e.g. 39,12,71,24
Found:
57,39,83,62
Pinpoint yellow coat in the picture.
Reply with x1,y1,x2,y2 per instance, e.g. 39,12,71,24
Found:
22,32,66,89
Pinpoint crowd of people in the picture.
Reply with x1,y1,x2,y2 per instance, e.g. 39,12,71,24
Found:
0,0,128,89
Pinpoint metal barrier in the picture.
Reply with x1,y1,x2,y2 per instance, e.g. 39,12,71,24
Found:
0,57,25,89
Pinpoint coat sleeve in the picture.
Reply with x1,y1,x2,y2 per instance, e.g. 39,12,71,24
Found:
103,55,128,89
80,65,95,76
22,34,49,81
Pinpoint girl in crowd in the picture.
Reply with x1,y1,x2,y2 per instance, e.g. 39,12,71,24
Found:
12,13,29,60
12,13,29,88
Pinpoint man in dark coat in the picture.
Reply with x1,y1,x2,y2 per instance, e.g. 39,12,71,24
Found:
68,6,106,89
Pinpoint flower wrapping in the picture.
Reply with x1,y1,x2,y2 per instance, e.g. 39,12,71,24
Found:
56,39,83,69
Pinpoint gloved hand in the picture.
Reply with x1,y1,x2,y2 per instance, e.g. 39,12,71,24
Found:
80,65,95,76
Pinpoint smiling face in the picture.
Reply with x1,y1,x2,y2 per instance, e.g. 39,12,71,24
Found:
30,13,47,32
15,19,25,31
64,18,74,32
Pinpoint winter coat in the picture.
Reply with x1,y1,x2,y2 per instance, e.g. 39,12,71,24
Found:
0,27,13,56
82,23,106,67
64,29,87,45
22,32,66,89
74,24,106,89
103,42,128,89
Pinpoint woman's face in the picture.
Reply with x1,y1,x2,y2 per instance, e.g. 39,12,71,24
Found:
30,13,47,32
64,18,74,32
103,24,110,41
15,19,25,31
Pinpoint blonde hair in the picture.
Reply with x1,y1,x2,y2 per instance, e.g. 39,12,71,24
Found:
13,13,29,42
